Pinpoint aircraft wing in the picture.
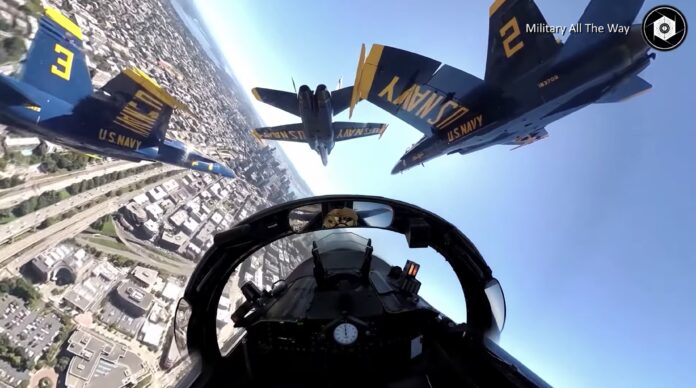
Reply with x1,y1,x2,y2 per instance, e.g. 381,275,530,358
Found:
251,123,308,143
553,0,646,64
251,87,300,116
333,122,388,141
349,44,485,136
330,86,354,116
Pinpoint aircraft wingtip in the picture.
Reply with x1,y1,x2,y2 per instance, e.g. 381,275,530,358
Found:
251,88,262,101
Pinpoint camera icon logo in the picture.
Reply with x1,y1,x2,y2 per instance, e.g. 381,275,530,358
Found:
654,15,676,41
642,5,687,51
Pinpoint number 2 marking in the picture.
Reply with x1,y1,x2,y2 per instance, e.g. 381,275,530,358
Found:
500,17,524,58
51,43,73,81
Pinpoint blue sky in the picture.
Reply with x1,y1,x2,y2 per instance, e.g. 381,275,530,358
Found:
195,1,695,386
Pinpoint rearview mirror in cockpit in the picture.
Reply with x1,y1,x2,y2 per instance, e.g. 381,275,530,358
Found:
352,201,394,228
175,298,192,354
288,201,394,233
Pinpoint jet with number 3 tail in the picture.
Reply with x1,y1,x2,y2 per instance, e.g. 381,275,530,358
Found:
349,0,654,174
251,79,388,166
0,8,235,178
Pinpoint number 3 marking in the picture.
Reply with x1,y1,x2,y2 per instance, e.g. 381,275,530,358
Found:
51,43,73,81
500,17,524,58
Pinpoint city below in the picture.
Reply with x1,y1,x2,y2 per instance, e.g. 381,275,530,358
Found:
0,0,310,387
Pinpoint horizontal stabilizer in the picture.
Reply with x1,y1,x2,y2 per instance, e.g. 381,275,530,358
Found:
333,122,388,141
252,87,300,116
596,76,652,103
251,123,307,143
0,75,41,106
554,0,645,64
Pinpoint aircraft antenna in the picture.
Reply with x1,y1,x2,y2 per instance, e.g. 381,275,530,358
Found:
360,239,373,282
291,77,297,94
312,241,326,287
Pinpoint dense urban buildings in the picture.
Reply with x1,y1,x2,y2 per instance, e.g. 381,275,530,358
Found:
0,0,312,386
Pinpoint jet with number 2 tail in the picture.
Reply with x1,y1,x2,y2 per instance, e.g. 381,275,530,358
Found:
348,0,654,174
251,79,388,166
0,8,235,178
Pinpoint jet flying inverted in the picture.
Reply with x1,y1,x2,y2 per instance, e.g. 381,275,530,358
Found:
251,81,388,166
348,0,654,174
0,9,235,178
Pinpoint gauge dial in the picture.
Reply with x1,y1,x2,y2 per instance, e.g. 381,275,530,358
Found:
333,322,358,345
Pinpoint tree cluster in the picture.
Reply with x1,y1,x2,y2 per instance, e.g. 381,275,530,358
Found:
90,215,112,230
0,277,40,307
0,36,25,63
0,334,33,371
9,190,64,217
110,254,135,268
0,175,23,189
41,152,89,173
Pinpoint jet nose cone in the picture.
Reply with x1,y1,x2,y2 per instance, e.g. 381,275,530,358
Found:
391,160,406,175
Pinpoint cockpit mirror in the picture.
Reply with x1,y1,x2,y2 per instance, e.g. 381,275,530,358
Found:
289,203,322,233
288,201,394,233
174,298,192,355
352,201,394,228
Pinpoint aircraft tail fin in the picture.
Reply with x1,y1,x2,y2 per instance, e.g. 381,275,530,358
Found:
19,8,92,105
74,68,188,150
553,0,645,64
330,86,354,116
485,0,561,86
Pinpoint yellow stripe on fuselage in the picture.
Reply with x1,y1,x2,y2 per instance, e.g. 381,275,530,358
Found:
45,8,83,40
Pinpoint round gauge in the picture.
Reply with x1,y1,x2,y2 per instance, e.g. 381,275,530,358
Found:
333,322,359,345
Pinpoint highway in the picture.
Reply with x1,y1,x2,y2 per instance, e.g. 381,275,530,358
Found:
0,160,153,207
0,164,179,244
0,170,186,273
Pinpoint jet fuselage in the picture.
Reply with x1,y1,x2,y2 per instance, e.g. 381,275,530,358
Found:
393,27,653,173
297,84,335,165
0,78,232,176
0,79,142,159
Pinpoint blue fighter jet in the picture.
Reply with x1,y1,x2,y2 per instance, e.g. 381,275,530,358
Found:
0,8,235,178
349,0,656,174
